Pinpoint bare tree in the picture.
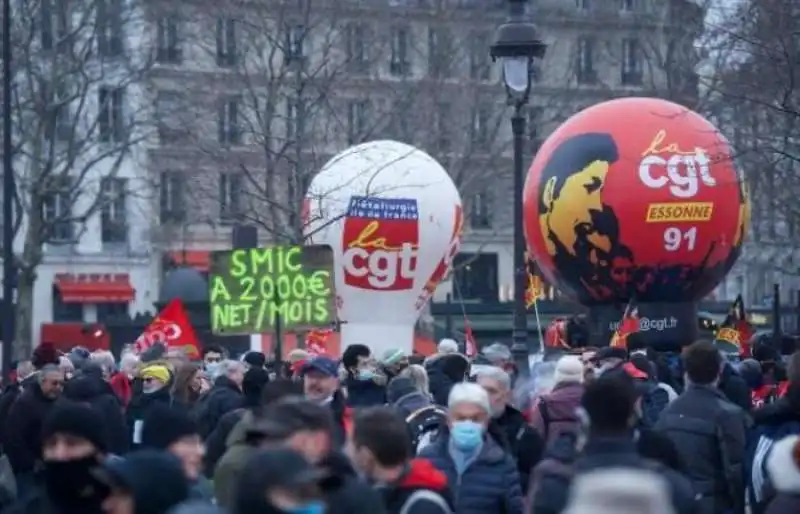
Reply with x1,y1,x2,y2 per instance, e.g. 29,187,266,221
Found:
7,0,155,354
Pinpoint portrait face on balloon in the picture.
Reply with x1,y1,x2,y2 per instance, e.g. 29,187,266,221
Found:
525,98,751,305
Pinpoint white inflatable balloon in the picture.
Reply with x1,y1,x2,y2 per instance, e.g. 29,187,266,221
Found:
304,140,462,355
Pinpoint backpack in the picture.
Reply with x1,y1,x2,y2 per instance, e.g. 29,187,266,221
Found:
537,396,578,442
638,381,670,428
406,405,447,454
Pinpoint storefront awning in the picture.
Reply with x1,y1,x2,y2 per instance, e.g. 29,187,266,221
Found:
54,273,135,303
167,251,210,272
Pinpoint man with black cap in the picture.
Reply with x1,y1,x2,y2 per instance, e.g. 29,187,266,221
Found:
245,399,387,514
4,401,111,514
94,450,190,514
140,403,213,502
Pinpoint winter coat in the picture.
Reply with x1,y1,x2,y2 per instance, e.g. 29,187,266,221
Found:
720,363,753,412
203,407,246,476
425,354,469,407
344,376,386,408
125,387,172,449
319,451,388,514
378,458,453,514
489,405,543,494
529,382,582,445
213,411,256,509
61,375,129,455
419,427,523,514
393,391,434,418
195,377,243,439
4,382,57,475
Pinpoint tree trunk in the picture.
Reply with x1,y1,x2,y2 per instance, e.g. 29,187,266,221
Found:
13,265,35,359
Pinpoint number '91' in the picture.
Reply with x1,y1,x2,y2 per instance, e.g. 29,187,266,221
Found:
663,227,697,251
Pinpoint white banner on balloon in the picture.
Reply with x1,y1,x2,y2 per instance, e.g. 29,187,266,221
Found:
304,140,462,355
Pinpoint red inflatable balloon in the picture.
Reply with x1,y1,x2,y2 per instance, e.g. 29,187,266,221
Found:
523,98,750,304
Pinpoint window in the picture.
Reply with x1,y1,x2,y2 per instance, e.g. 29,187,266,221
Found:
42,176,74,242
52,286,83,322
434,102,451,152
219,173,243,223
469,192,493,229
43,79,72,141
284,24,306,65
471,104,490,147
387,99,410,142
155,91,186,144
216,18,237,67
576,37,596,84
621,38,642,85
100,177,127,244
160,171,186,223
286,97,301,140
347,100,369,144
428,27,453,78
156,17,182,64
345,23,367,72
453,253,499,303
40,0,69,51
469,31,491,81
576,0,590,9
620,0,635,11
98,87,125,143
97,303,128,323
390,26,410,76
97,0,124,57
217,97,241,145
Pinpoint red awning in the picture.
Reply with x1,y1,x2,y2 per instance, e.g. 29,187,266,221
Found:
167,251,210,272
40,323,111,353
54,273,135,303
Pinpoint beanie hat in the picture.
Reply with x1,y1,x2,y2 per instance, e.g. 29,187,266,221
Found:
382,348,407,366
387,377,417,403
32,342,59,370
141,403,198,449
438,339,458,354
553,355,584,385
243,351,266,369
41,401,108,453
287,349,309,363
141,365,171,384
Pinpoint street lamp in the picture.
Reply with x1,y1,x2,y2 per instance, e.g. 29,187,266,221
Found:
490,0,546,378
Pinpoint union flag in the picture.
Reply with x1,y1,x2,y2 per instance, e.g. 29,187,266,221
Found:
610,300,640,349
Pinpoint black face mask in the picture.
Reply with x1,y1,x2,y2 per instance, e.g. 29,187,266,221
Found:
43,455,109,510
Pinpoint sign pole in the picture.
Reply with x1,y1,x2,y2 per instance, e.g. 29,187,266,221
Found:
274,293,283,366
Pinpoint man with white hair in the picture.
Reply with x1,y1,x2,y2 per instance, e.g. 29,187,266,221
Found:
420,382,524,514
195,359,245,438
476,366,543,494
438,338,459,355
90,350,116,378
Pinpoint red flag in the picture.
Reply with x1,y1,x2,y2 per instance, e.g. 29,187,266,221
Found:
134,299,201,359
464,322,477,358
610,302,640,349
714,294,754,357
305,329,331,356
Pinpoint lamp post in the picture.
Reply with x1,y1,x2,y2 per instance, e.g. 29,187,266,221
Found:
2,0,14,374
491,0,546,378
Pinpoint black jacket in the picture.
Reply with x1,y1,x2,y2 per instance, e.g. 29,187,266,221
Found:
489,405,543,494
203,407,246,476
320,452,388,514
529,435,696,514
4,382,57,475
656,383,751,514
720,363,753,412
61,375,129,455
196,377,243,439
344,377,386,408
125,387,172,450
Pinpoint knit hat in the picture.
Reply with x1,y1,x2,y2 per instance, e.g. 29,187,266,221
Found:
382,348,407,366
766,434,800,494
553,355,584,385
141,364,171,384
141,403,198,449
564,468,676,514
437,339,458,354
287,349,309,363
41,401,109,453
243,351,266,369
32,342,59,370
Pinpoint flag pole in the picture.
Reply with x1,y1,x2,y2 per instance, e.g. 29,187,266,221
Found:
532,297,544,352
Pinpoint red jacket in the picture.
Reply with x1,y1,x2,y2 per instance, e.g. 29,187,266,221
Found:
109,372,132,407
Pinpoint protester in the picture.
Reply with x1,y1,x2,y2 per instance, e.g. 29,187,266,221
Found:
232,448,328,514
4,402,112,514
763,434,800,513
386,377,446,453
529,355,584,445
57,357,75,381
425,353,470,407
342,345,387,407
171,363,205,409
242,351,266,371
95,450,190,514
380,349,409,381
399,365,431,397
349,407,452,514
420,382,523,514
301,356,351,444
127,364,173,449
476,366,543,493
109,353,138,407
436,339,459,356
4,365,64,491
244,399,387,514
529,373,696,514
656,341,750,514
202,346,225,376
196,360,245,438
563,468,677,514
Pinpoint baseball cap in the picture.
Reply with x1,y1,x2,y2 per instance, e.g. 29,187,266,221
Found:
300,356,338,378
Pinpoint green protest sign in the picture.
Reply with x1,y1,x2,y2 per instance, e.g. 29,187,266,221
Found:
209,245,335,334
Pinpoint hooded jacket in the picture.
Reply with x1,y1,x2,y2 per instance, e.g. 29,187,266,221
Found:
378,459,453,514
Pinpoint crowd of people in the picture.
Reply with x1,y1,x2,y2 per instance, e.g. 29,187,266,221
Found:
0,335,797,514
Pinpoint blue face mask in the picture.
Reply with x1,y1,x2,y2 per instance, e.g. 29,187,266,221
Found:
357,369,375,381
205,362,220,376
285,501,325,514
451,420,484,451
